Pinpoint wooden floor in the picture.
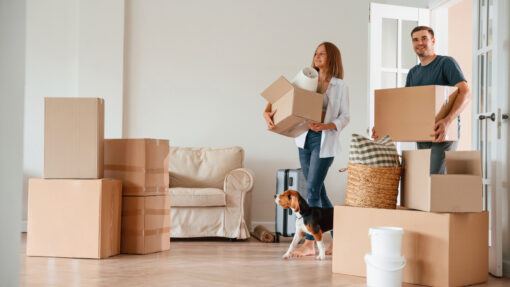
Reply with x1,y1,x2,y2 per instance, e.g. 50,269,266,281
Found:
20,234,509,287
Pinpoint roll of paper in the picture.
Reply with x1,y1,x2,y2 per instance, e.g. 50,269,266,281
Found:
292,67,319,92
250,225,275,243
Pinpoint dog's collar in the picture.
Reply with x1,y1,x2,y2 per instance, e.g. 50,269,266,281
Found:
294,211,302,220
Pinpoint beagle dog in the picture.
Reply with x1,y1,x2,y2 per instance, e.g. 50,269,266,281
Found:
274,190,334,260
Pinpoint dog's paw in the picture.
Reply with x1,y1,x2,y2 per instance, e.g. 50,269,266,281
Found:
316,254,326,260
282,253,291,259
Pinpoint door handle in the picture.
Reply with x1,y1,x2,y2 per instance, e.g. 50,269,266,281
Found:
503,114,509,120
478,113,496,121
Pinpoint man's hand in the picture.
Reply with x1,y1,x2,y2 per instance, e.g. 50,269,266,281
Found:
431,118,451,142
309,122,335,132
371,127,379,141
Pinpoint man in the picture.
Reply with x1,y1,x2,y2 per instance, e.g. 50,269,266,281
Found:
373,26,471,174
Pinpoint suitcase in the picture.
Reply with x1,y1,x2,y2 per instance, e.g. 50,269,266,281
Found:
275,168,307,243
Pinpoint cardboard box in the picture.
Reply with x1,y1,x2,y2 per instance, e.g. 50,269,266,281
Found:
374,85,458,142
261,76,322,137
104,139,169,196
27,178,122,259
332,206,488,287
44,97,104,178
121,194,170,254
402,150,483,212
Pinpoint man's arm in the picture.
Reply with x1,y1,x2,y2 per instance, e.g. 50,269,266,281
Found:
431,81,471,142
445,81,471,123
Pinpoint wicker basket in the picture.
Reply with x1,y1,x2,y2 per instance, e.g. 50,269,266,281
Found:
340,160,402,209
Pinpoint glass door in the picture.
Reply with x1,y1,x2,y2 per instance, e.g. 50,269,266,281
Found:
474,0,503,277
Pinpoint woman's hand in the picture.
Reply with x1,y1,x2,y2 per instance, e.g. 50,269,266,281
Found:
263,107,277,129
309,122,336,132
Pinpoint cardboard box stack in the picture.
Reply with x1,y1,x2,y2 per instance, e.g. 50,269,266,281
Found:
332,86,488,286
27,98,122,259
104,139,170,254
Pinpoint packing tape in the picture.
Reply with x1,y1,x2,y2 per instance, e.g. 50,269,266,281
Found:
104,164,166,174
122,226,170,237
123,186,168,195
122,208,170,217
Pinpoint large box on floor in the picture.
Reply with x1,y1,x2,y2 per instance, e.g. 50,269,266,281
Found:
374,85,458,142
332,206,488,287
44,97,104,178
121,194,171,254
402,150,483,212
27,178,122,259
104,138,169,196
261,76,322,137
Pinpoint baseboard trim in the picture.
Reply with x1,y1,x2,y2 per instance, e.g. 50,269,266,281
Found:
250,221,274,232
21,220,27,233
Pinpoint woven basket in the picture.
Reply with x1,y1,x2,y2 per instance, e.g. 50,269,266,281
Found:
340,159,402,209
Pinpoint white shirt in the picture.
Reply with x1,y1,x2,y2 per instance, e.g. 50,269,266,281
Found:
294,77,350,158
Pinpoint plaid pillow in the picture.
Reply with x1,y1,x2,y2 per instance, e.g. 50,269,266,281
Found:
349,134,399,167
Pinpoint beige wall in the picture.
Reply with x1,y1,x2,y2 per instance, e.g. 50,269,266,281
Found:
448,0,473,150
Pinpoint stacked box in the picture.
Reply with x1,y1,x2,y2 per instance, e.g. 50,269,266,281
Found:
104,139,171,254
121,195,170,254
333,146,487,285
28,97,123,259
401,150,483,212
27,179,121,259
44,97,104,178
332,206,488,287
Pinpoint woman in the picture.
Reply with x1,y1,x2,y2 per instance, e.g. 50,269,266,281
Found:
263,42,350,257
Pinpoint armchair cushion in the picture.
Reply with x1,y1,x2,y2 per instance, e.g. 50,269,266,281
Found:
169,146,244,189
169,187,226,207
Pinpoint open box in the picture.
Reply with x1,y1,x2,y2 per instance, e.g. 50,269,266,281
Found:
261,76,322,137
401,149,483,212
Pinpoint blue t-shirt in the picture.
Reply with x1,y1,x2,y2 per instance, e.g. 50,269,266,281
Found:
405,55,466,87
405,55,466,139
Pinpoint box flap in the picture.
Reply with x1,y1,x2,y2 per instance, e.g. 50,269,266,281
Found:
445,151,482,176
401,149,431,210
260,76,293,104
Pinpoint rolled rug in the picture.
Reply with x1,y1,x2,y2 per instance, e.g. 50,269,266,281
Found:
292,67,318,92
251,225,275,243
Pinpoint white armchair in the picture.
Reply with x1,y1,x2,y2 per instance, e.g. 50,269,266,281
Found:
168,146,254,239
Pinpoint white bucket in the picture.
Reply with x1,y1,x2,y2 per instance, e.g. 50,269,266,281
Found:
365,253,406,287
369,226,404,258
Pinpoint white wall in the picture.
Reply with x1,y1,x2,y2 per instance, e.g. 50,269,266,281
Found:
23,0,124,222
123,0,429,226
23,0,429,227
0,0,24,285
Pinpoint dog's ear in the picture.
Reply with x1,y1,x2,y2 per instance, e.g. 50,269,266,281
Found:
290,194,300,212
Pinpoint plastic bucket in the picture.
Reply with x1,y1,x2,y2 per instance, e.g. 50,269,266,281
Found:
365,253,406,287
369,226,403,258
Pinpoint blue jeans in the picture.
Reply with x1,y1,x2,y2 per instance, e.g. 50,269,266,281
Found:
416,141,458,174
298,130,334,241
